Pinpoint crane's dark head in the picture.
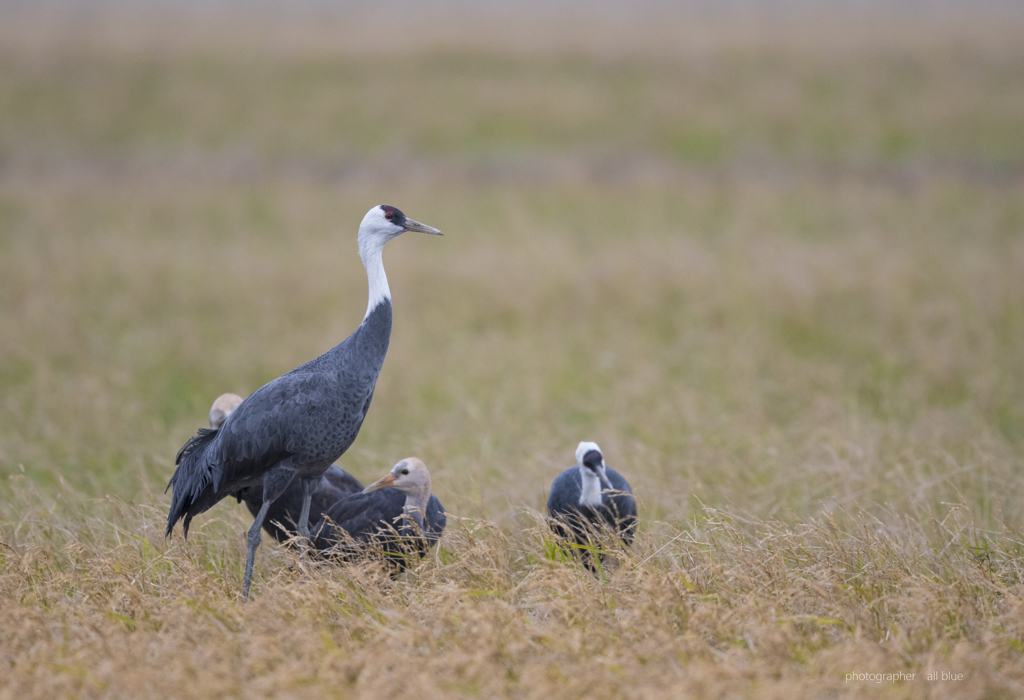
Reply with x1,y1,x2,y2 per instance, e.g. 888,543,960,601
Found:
576,440,613,489
209,393,243,430
575,441,604,472
359,205,442,247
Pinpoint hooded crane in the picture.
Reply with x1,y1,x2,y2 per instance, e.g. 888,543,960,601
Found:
312,458,446,572
167,205,442,596
208,392,364,544
547,441,637,566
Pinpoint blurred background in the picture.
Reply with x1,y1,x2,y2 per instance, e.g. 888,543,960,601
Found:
1,0,1022,532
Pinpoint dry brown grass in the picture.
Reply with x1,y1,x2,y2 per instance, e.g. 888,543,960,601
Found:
2,3,1024,698
4,486,1024,698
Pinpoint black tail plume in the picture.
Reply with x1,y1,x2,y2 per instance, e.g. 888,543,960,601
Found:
166,427,219,538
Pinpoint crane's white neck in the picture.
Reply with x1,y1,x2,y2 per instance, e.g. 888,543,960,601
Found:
403,492,429,532
359,235,391,321
579,466,603,507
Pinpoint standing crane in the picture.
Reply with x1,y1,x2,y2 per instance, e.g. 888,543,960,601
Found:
547,441,637,568
166,205,442,596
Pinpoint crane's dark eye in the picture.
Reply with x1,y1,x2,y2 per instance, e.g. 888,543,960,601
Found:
401,468,409,475
380,205,405,226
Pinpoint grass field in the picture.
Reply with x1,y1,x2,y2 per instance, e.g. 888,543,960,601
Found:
2,4,1024,698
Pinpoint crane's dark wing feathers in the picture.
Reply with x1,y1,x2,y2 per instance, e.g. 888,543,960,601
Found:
166,365,375,537
311,489,446,570
165,427,221,537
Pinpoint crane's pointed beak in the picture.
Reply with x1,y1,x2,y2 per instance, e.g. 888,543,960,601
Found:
402,218,442,235
363,472,397,494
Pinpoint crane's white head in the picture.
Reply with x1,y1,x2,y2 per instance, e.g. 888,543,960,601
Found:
358,205,441,256
576,441,613,490
209,393,243,430
363,457,433,500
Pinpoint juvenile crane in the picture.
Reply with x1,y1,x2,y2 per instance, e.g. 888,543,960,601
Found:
547,441,636,567
312,458,446,571
208,392,364,544
166,205,442,596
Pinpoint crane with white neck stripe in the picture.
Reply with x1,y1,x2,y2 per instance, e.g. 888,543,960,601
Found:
165,205,442,597
547,441,637,568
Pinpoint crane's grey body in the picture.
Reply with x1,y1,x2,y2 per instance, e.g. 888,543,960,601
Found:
547,442,636,567
165,205,442,596
206,394,367,544
312,458,445,572
547,467,636,538
312,489,447,570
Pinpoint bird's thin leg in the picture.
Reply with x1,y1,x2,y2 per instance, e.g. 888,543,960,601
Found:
243,465,296,598
243,500,272,598
295,477,318,575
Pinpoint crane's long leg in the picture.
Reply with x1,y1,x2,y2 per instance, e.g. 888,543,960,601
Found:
243,500,272,598
242,465,296,598
294,477,319,574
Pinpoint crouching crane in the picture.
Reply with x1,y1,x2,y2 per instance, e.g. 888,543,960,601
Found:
312,458,446,572
547,441,636,567
166,205,442,596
